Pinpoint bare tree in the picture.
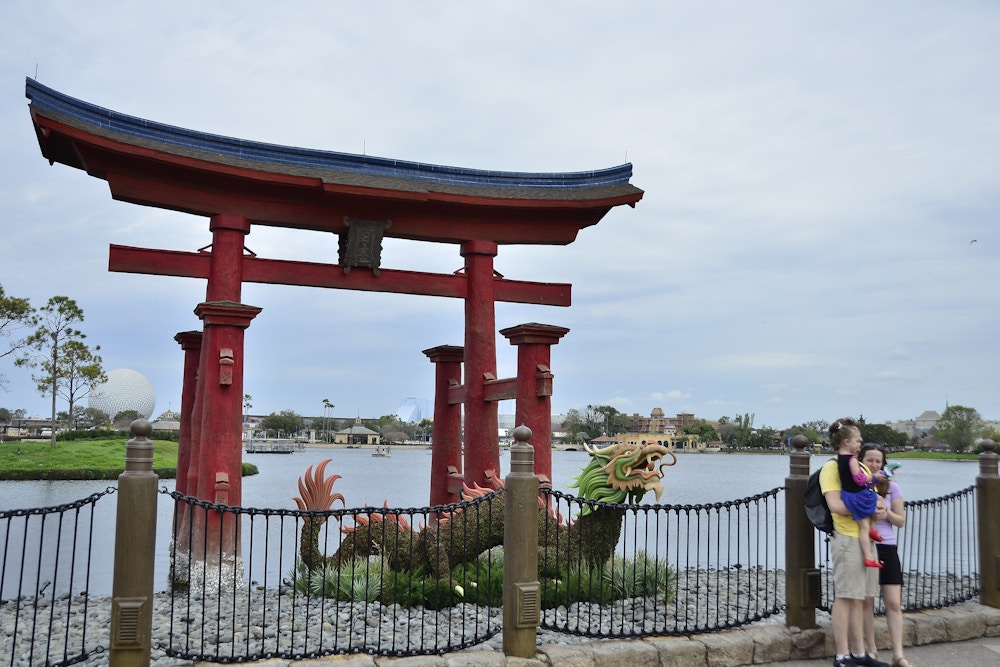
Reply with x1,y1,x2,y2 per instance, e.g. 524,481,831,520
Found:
16,296,96,447
0,284,37,390
52,340,105,429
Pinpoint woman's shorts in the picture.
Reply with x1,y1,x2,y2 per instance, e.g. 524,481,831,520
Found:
876,543,903,586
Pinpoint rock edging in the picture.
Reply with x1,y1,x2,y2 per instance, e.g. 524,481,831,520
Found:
153,602,999,666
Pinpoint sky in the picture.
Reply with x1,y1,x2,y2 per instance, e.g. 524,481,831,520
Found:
1,2,998,431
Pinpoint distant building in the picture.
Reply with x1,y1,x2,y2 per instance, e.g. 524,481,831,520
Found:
395,398,431,423
334,418,381,446
88,368,156,421
886,410,941,438
151,409,180,432
617,408,702,451
498,413,567,433
5,416,59,438
886,409,999,440
623,408,698,435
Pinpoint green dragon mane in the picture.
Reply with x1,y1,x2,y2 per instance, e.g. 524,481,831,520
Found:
569,441,677,514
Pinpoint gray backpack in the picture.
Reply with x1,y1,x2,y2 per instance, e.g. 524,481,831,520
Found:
804,459,835,533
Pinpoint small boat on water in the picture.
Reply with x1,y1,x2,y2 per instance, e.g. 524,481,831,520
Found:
245,441,296,454
371,445,391,458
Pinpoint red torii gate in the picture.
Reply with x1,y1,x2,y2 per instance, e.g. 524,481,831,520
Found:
26,79,642,576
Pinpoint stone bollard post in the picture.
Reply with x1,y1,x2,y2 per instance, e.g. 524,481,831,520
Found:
110,419,158,667
785,434,818,628
503,424,540,658
978,440,1000,608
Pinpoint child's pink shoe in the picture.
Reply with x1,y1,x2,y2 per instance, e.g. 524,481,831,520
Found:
869,527,883,543
864,558,883,569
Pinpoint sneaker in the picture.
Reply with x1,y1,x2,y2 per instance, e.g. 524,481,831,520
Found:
854,654,890,667
833,657,858,667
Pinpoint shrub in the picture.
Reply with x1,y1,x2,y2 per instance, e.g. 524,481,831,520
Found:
291,547,673,609
541,562,611,607
603,550,675,601
292,558,383,603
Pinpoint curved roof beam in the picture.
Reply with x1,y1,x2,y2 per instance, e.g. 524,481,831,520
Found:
26,79,643,245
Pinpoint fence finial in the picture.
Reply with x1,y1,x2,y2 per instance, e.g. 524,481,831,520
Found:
510,425,534,475
979,439,998,479
124,418,154,474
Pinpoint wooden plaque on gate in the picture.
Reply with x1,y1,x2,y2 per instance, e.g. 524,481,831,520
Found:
340,217,391,275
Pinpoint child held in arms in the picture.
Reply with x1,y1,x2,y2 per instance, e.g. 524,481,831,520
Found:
831,420,888,569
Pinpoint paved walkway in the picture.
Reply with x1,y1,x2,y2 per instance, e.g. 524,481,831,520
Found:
758,635,1000,666
373,602,1000,666
159,603,1000,665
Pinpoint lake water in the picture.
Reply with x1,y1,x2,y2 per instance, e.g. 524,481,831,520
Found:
0,449,980,598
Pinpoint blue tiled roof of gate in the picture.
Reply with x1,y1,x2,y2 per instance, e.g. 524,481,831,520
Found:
26,78,633,190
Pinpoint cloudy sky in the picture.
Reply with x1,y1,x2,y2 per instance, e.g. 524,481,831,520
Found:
1,2,997,431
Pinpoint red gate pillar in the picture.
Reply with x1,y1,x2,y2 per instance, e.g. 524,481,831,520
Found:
173,331,202,497
193,214,254,505
190,215,261,587
194,302,260,505
171,330,202,581
423,345,465,506
204,214,248,303
461,240,501,487
500,323,569,484
191,301,260,583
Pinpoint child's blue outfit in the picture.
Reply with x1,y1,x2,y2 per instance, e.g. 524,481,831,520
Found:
837,453,878,520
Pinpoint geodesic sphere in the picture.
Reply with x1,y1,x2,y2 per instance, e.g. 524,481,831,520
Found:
88,368,156,421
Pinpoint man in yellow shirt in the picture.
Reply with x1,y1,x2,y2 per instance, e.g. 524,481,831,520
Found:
820,419,886,667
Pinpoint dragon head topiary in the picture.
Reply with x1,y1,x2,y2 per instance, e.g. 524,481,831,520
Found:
569,441,677,514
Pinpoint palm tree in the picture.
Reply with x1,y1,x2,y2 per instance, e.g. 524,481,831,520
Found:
322,398,334,442
243,394,253,445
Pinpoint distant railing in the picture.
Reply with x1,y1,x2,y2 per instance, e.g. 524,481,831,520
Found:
1,488,115,667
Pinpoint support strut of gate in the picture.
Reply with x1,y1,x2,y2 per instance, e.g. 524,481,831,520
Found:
461,241,501,489
170,330,202,578
500,323,568,488
425,323,568,505
423,345,466,507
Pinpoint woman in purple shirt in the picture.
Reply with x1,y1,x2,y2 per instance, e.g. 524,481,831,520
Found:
860,443,912,667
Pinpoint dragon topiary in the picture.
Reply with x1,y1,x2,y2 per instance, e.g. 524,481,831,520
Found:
539,441,676,575
294,441,676,582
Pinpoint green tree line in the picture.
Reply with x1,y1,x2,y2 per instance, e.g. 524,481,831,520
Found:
559,404,996,453
2,285,105,447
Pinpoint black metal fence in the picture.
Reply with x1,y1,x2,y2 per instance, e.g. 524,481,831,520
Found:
163,488,504,661
0,479,984,664
1,488,115,667
538,486,783,638
816,484,979,613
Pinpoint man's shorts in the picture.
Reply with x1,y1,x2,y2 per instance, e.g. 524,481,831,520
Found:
866,557,879,597
831,531,878,599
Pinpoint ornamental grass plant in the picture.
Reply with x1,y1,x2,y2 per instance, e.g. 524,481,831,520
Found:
291,547,675,608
